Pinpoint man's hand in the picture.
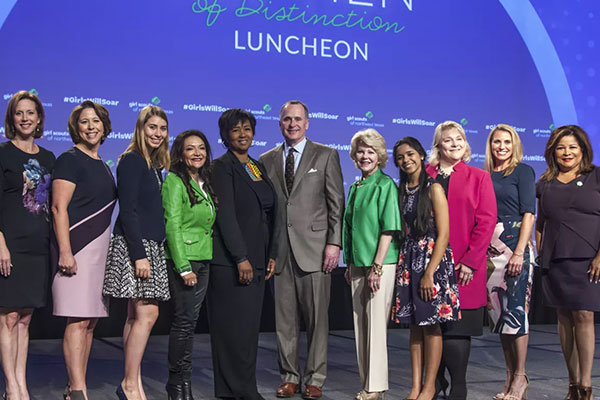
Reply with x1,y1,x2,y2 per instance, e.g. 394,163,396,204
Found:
322,244,340,273
266,258,276,280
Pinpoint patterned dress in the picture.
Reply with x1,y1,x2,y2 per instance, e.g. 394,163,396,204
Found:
0,141,55,308
103,151,170,301
393,181,460,325
486,163,535,334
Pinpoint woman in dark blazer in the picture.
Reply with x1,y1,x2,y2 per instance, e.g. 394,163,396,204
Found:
208,109,277,400
536,125,600,400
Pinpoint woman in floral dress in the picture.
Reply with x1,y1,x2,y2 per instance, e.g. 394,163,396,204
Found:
393,137,460,400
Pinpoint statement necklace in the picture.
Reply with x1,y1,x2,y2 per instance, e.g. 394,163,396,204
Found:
405,183,420,195
438,165,453,178
243,159,262,181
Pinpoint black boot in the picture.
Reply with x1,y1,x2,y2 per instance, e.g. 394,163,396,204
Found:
182,381,195,400
166,383,185,400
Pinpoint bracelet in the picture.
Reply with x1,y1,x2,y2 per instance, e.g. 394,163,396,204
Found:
371,263,383,276
513,251,524,257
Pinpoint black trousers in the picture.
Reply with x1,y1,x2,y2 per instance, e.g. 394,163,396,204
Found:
207,264,265,400
167,260,210,384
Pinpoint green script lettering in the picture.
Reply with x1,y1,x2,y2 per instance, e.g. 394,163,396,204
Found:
191,0,227,26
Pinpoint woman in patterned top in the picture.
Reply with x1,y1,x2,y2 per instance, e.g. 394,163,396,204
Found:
0,91,55,400
103,106,170,400
393,137,459,400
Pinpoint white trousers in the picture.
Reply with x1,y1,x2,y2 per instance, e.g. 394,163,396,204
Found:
350,264,396,392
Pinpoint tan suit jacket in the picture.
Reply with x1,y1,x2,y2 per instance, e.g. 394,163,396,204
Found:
260,139,344,273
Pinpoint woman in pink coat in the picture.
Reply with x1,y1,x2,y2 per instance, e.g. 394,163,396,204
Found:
426,121,496,400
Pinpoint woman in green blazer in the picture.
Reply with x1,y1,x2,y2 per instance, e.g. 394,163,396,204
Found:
342,129,402,400
162,130,216,400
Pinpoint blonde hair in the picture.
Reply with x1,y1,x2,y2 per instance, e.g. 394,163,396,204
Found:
484,124,523,176
121,106,170,169
350,128,388,169
428,120,471,166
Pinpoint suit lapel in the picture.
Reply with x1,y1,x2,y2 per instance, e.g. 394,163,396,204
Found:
290,139,316,195
271,144,287,196
229,151,266,207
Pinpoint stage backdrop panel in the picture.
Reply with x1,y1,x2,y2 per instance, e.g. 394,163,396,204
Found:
1,0,598,336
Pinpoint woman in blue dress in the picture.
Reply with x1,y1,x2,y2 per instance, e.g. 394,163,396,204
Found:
393,137,460,400
484,124,535,400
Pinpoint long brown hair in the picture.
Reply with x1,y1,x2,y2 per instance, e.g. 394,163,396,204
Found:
540,125,594,182
121,106,170,169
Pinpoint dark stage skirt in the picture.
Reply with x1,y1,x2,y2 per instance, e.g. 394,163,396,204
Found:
543,257,600,312
0,252,49,309
440,307,485,337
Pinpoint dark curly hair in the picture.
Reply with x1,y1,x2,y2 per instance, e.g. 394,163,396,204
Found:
169,130,217,206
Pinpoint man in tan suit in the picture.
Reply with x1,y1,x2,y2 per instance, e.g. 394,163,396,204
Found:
259,100,344,399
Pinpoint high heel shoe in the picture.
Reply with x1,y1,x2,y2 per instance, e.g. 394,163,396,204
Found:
355,390,385,400
565,383,579,400
578,385,592,400
504,373,529,400
116,384,129,400
68,391,86,400
433,375,449,400
63,384,71,400
493,370,513,400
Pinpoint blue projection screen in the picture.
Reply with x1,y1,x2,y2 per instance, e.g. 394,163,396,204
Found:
1,0,599,184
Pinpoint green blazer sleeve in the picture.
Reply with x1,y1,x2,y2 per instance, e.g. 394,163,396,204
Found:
378,176,402,233
162,174,192,274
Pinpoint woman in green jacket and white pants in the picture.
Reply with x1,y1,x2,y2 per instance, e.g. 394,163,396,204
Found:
343,129,402,400
162,130,216,400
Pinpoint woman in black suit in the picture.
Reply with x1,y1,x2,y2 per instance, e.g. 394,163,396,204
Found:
208,109,277,400
535,125,600,400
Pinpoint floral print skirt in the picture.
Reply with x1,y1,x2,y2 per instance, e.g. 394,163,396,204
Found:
486,219,533,334
393,235,460,326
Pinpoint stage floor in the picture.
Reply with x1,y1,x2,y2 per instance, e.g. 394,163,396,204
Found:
9,325,600,399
